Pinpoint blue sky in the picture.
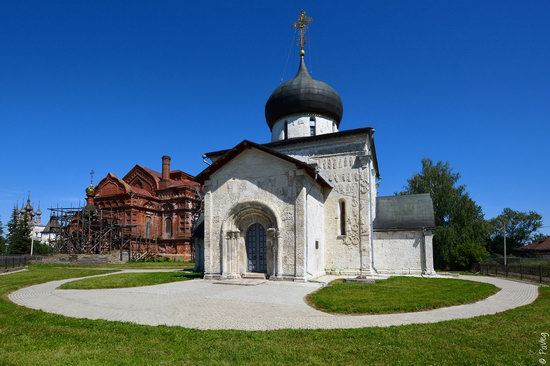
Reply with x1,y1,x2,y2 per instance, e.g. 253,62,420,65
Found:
0,1,548,234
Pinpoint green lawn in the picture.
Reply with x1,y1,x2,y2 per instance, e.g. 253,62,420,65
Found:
307,277,499,314
34,261,195,270
60,271,201,289
0,266,548,365
101,261,195,269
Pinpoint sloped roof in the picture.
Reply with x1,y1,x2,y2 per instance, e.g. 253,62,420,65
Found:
374,194,435,230
204,128,380,179
43,215,60,233
195,140,331,189
137,165,196,184
518,237,550,252
122,164,199,193
96,173,132,194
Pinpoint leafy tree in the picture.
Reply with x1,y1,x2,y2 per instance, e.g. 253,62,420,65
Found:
7,208,32,255
400,159,488,270
454,241,489,269
487,208,543,254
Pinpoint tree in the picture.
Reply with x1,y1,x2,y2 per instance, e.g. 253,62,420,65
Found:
487,208,543,254
6,208,32,255
400,159,488,270
0,216,6,254
6,208,18,253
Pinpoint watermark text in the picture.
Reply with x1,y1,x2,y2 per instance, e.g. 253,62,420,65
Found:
539,332,548,364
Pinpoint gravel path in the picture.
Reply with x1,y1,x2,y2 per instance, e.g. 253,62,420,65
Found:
8,272,539,330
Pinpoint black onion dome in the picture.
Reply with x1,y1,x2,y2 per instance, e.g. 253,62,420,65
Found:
265,57,343,130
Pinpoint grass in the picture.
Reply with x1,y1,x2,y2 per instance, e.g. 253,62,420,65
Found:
307,277,499,314
32,261,195,269
0,265,548,365
60,271,201,289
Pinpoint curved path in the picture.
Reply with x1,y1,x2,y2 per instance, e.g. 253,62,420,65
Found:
9,272,539,330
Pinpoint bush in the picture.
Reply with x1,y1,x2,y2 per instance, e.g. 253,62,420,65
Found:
32,242,53,255
453,242,489,270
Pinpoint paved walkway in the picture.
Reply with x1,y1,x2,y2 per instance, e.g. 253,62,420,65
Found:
8,272,539,330
0,268,27,276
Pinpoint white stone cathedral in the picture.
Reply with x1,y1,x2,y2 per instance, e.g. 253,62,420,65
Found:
194,14,435,281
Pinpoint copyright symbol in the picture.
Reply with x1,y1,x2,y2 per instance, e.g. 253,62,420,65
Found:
540,358,546,364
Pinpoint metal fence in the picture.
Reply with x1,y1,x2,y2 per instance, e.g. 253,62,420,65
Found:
0,255,29,271
475,261,550,284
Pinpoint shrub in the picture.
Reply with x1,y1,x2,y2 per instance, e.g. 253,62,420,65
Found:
453,241,489,269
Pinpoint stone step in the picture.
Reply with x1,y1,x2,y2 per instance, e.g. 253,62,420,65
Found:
241,272,267,280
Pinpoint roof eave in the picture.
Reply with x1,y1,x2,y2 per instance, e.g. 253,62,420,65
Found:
197,140,331,189
204,127,376,159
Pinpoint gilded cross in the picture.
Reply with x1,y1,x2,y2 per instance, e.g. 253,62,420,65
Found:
293,10,312,56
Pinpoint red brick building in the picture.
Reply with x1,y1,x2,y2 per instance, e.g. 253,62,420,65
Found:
90,156,201,260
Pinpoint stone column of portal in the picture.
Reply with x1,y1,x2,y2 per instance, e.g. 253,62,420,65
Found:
423,230,436,275
224,231,240,279
267,228,280,280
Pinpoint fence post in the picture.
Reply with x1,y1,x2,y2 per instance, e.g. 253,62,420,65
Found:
520,262,523,280
540,265,543,284
505,264,508,277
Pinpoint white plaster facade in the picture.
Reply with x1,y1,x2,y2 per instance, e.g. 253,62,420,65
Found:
373,230,435,275
201,148,325,280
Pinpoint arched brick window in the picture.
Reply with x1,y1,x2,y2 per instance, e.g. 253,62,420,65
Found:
164,218,172,239
145,217,152,239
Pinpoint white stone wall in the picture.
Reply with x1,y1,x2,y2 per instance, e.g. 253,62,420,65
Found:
199,130,433,280
271,114,337,141
270,133,375,275
373,230,425,274
203,148,325,280
305,184,325,278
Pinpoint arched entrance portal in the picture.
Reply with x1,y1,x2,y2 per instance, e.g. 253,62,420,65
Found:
245,223,267,273
221,201,281,279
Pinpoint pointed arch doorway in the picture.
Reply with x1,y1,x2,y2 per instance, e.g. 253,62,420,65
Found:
245,223,267,273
